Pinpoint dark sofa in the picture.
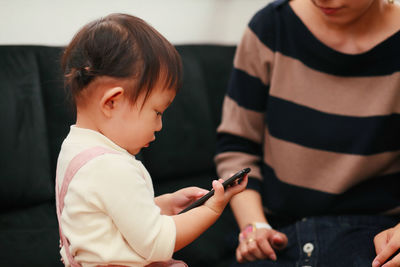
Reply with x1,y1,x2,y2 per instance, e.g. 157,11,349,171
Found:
0,45,239,267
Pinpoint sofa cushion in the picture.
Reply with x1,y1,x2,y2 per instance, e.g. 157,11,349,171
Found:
0,47,53,209
35,46,75,181
0,202,62,266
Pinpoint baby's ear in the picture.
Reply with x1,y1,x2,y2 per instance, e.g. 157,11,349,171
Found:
100,87,124,117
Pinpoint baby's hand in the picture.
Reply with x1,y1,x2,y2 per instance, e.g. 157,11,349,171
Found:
205,175,248,215
168,187,208,215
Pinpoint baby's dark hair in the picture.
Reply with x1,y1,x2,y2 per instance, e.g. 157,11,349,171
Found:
61,13,182,105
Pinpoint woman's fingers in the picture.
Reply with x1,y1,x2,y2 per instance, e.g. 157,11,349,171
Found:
372,224,400,267
270,232,288,250
236,228,286,263
373,231,400,267
256,236,276,260
237,241,258,262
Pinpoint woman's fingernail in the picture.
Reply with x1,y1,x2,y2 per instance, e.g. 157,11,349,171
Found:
269,254,276,261
372,259,380,267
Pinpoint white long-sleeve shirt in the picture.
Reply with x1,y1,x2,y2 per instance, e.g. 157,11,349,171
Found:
56,126,176,266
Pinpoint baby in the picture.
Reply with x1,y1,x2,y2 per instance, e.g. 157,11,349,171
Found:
55,13,247,267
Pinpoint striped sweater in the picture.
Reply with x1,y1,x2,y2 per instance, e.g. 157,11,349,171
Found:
215,0,400,218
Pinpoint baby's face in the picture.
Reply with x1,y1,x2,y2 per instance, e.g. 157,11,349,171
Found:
113,87,176,155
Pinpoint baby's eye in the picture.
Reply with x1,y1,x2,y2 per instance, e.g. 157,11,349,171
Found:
155,111,162,116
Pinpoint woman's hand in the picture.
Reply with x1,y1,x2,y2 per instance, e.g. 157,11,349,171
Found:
236,227,288,263
372,223,400,267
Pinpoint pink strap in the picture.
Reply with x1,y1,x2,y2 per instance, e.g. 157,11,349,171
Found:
56,146,118,267
145,260,188,267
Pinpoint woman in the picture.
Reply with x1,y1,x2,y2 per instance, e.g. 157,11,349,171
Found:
215,0,400,266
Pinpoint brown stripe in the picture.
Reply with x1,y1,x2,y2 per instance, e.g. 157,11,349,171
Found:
215,151,262,181
264,128,400,194
234,27,274,86
381,156,400,176
217,96,264,143
270,52,400,116
382,206,400,215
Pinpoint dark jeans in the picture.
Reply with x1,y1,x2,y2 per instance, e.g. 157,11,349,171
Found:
229,215,399,267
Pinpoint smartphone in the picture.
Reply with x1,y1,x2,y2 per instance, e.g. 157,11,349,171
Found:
178,167,250,214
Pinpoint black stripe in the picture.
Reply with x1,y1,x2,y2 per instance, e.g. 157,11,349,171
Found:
227,68,269,112
261,162,400,218
335,171,400,213
216,133,262,156
267,96,400,155
248,1,400,76
247,177,263,193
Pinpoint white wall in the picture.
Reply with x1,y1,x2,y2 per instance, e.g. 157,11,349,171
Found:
0,0,271,46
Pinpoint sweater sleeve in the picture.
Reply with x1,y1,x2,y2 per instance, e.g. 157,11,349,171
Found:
215,20,274,192
85,154,176,262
